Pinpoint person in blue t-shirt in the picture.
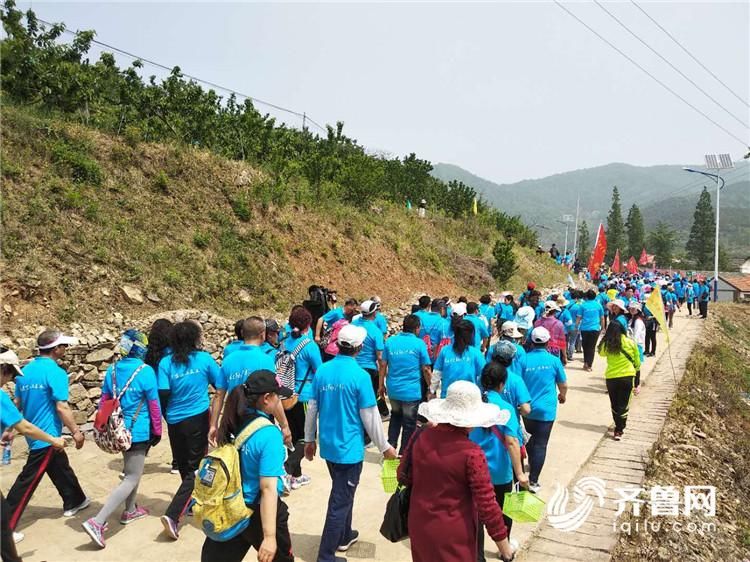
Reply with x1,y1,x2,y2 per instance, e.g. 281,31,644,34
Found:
471,362,529,553
1,347,66,553
158,321,225,539
303,324,397,561
430,320,486,399
418,299,446,349
465,302,491,352
222,319,245,359
314,299,359,347
413,294,432,327
495,293,516,324
521,327,568,492
478,295,496,336
7,330,89,531
82,329,163,548
379,315,431,453
145,318,178,474
260,318,281,356
485,340,531,447
576,290,605,371
352,300,389,419
370,296,389,337
280,308,321,489
200,371,295,562
596,286,611,330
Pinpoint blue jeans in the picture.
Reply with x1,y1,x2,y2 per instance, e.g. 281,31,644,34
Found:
387,399,419,454
566,331,577,361
523,418,554,484
318,461,362,562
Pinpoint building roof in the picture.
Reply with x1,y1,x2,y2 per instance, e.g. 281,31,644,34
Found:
720,274,750,292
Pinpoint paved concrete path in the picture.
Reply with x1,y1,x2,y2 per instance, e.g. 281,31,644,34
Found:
1,311,700,562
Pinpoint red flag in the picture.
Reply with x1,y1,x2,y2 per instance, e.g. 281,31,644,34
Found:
627,256,639,274
587,223,607,277
611,249,622,274
639,248,648,265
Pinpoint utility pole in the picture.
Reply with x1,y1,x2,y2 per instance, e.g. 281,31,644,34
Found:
302,112,307,132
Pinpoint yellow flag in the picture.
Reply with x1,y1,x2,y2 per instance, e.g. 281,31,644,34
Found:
472,197,478,216
646,288,669,344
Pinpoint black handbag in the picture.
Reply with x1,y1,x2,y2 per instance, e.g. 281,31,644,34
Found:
379,428,423,542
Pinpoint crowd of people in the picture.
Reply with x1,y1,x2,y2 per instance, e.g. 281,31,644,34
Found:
0,271,705,562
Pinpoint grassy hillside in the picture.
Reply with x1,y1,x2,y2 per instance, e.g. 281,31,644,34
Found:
431,161,750,260
0,105,563,327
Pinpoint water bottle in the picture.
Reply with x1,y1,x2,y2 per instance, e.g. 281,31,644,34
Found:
1,441,11,465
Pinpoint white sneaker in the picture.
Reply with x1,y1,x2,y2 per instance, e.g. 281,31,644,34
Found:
63,497,91,517
13,531,24,544
528,482,541,494
291,475,312,489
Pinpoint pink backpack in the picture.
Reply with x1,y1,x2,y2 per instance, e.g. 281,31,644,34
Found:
324,319,350,356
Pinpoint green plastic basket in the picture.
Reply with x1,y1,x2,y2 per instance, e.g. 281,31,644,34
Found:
503,490,546,523
380,459,400,493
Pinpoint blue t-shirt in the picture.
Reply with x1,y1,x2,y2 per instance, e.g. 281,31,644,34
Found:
577,300,604,331
465,315,490,349
427,317,450,348
16,357,68,450
556,309,574,333
158,351,222,424
352,317,385,370
496,303,515,323
469,391,519,485
375,312,388,336
279,325,313,345
0,391,22,432
522,349,567,422
238,412,285,504
596,292,611,316
282,335,322,402
479,304,496,326
434,345,485,398
311,355,376,464
222,340,244,359
102,358,159,443
567,302,582,328
417,311,444,346
321,308,345,327
219,344,276,394
383,333,430,402
259,342,277,356
501,372,531,444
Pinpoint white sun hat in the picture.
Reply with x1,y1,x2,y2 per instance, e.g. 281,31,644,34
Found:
514,306,536,330
418,381,510,428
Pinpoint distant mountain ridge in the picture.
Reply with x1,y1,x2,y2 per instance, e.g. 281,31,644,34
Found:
431,161,749,260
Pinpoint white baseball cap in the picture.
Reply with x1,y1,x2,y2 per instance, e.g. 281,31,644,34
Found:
530,326,551,344
0,349,23,376
360,300,379,315
337,324,367,348
451,302,467,317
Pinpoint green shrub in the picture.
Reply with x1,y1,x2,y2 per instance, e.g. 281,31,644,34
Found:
153,171,169,193
123,125,141,147
231,198,251,222
51,141,103,185
490,238,518,286
193,231,211,249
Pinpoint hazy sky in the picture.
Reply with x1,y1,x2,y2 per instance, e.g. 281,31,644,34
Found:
16,1,750,184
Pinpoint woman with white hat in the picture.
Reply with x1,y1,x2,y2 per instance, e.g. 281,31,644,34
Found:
398,381,515,562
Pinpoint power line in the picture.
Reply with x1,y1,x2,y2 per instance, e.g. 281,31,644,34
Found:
594,0,747,128
630,0,750,109
553,1,749,147
37,17,328,133
594,0,748,129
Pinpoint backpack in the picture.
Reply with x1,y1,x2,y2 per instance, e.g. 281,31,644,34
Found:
431,337,452,362
93,363,146,454
192,416,272,542
323,318,350,356
275,337,313,410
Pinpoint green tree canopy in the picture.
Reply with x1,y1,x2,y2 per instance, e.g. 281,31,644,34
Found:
648,222,677,268
625,204,645,259
606,186,624,261
577,220,590,262
686,187,715,270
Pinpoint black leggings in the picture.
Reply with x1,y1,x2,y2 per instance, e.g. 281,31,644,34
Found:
606,377,634,433
165,410,209,522
284,401,306,478
365,368,389,417
581,330,600,367
477,481,514,562
645,325,657,355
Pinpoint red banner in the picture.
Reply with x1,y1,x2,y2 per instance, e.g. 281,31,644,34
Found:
611,249,622,274
587,223,607,277
638,248,649,265
627,256,639,274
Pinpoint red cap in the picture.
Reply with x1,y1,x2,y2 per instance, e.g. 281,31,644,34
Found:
527,282,536,290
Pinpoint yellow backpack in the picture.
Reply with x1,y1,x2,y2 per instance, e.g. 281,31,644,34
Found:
192,416,272,541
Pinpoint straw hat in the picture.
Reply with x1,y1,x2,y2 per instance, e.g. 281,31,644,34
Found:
418,381,510,428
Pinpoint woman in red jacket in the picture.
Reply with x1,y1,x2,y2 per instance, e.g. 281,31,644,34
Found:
398,380,515,562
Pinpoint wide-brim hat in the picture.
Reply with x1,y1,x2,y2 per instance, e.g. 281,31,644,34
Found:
418,381,510,428
0,349,23,377
514,306,536,330
500,321,522,338
607,299,627,313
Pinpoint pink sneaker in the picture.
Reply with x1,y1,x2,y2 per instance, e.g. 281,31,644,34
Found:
82,518,107,548
119,505,149,525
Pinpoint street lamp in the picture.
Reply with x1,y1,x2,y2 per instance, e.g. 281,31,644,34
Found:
683,153,733,302
557,215,574,262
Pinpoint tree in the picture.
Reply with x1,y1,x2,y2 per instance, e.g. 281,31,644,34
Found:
577,220,590,262
625,204,645,259
490,238,517,286
606,186,625,261
686,187,715,270
648,222,676,267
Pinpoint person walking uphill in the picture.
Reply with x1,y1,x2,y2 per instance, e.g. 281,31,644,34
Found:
352,300,389,419
304,324,397,562
158,321,225,540
598,322,641,441
82,330,162,548
6,330,89,533
1,348,66,562
521,327,567,494
201,371,295,562
576,289,605,372
399,381,515,562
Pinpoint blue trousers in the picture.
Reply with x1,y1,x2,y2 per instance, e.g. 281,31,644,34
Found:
318,461,362,562
388,399,420,455
523,418,554,484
